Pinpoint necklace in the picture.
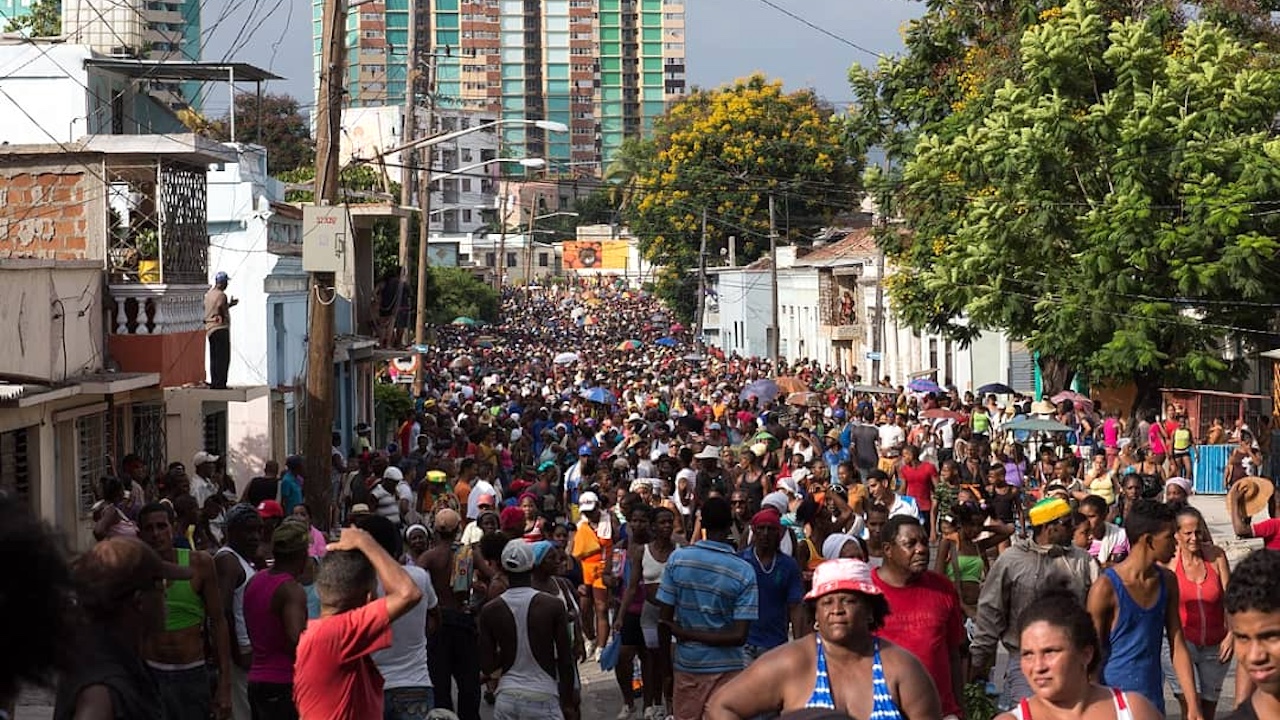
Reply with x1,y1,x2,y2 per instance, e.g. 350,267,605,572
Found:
753,549,777,575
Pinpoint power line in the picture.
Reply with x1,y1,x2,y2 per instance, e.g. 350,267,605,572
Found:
753,0,890,61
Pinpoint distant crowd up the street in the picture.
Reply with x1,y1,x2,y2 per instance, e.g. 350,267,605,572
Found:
4,279,1280,720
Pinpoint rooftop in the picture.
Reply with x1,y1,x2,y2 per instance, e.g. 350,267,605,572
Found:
794,228,879,268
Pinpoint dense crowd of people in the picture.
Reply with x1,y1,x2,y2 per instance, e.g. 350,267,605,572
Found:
4,279,1280,720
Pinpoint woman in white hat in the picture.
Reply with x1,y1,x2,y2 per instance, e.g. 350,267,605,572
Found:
705,559,939,720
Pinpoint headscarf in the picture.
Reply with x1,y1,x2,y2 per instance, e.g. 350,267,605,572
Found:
530,540,556,566
822,533,857,560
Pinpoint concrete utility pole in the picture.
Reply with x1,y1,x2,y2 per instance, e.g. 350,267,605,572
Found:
411,59,435,397
694,208,707,351
397,10,418,270
303,0,345,529
769,195,780,364
871,162,888,383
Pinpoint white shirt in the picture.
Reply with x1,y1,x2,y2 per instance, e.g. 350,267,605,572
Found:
191,474,217,508
466,479,499,520
877,424,905,456
372,565,439,689
371,484,401,526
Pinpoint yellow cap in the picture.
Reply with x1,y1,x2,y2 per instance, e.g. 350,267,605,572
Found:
1028,497,1071,527
427,470,447,484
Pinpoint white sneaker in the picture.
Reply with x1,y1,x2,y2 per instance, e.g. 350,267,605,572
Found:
616,706,635,720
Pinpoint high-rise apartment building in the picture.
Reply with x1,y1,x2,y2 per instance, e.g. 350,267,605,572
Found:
315,0,686,170
2,0,203,109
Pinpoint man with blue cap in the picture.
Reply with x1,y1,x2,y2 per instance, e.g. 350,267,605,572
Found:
204,271,237,389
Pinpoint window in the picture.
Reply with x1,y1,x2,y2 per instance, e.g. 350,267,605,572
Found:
539,253,549,267
462,179,472,192
0,427,32,503
462,148,473,162
486,252,496,266
506,252,517,267
462,210,473,222
76,412,110,517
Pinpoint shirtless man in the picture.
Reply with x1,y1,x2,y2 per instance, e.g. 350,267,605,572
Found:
214,504,262,720
416,508,481,720
137,503,232,720
478,539,577,720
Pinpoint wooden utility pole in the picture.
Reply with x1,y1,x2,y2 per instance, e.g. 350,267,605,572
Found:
397,10,418,270
769,195,780,364
303,0,345,529
411,59,435,397
871,161,888,383
694,208,707,350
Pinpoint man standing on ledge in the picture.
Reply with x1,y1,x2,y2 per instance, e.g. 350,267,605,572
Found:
205,271,237,389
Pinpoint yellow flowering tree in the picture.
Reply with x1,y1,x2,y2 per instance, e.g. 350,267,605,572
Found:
618,74,858,321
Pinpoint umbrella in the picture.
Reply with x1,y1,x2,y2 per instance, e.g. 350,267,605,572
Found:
553,352,580,365
451,316,476,326
655,337,679,348
908,378,942,394
977,382,1015,395
740,379,781,403
850,384,897,395
1051,390,1093,411
786,391,824,407
775,376,809,394
650,313,668,322
1000,417,1072,433
617,339,643,351
681,354,706,363
670,322,686,333
751,430,781,452
473,340,495,349
448,356,473,370
922,408,965,421
581,387,616,405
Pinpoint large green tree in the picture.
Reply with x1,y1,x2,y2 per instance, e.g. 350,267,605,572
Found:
215,94,314,174
4,0,59,36
887,0,1280,409
619,74,858,321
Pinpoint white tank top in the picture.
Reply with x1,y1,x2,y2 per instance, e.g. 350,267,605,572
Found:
642,543,667,584
495,586,561,700
215,546,255,649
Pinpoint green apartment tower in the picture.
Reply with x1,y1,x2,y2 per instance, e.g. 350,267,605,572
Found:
317,0,686,169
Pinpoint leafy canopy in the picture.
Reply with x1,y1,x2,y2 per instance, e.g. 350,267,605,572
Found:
619,74,858,320
890,0,1280,399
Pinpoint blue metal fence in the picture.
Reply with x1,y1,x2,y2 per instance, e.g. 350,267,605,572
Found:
1192,444,1233,495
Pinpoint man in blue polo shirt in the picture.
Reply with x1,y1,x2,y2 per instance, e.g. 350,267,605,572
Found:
657,496,758,720
740,508,805,661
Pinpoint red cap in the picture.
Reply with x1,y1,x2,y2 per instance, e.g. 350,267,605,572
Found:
256,500,285,519
500,506,526,532
750,508,782,529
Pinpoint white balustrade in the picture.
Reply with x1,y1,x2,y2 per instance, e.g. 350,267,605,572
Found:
109,284,207,336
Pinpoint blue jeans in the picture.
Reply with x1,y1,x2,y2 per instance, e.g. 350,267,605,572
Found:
150,665,211,720
384,686,434,720
999,652,1032,711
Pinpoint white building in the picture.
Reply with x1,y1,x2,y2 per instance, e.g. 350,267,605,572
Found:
704,228,1023,393
201,144,308,484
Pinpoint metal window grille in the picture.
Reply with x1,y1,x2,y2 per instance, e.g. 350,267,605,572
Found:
77,412,111,516
203,409,227,459
0,428,32,502
131,403,167,479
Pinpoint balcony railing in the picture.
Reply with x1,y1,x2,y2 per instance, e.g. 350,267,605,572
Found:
109,284,205,335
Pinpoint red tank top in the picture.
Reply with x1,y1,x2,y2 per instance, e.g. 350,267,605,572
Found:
1175,555,1227,647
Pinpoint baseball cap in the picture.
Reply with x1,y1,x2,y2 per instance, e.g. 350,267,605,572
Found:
383,466,404,482
477,493,496,508
804,559,883,601
577,445,593,457
578,491,600,511
349,503,371,515
271,520,311,554
193,450,219,466
750,509,782,529
501,538,535,573
434,508,461,533
426,470,447,484
1028,497,1071,527
256,500,285,519
215,271,229,283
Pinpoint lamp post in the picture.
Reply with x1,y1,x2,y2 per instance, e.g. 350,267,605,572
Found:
524,210,578,287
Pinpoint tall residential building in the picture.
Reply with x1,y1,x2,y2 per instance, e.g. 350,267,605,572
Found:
1,0,204,108
315,0,686,169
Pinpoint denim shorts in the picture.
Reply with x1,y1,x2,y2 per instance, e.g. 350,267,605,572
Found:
494,691,564,720
1162,638,1229,702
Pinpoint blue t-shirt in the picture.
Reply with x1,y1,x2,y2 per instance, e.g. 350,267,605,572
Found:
656,540,759,674
280,471,303,514
739,548,803,650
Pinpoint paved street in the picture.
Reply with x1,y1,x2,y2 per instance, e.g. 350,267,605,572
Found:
13,494,1264,720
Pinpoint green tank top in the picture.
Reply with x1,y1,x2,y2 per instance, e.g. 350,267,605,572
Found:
972,413,991,433
945,553,985,583
165,548,205,631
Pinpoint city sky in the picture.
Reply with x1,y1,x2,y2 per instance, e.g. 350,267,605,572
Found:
201,0,922,115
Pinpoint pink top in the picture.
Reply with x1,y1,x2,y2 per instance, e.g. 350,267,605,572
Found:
309,526,328,558
244,570,297,684
1103,418,1119,448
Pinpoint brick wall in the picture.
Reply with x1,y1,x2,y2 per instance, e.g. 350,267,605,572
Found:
0,165,102,261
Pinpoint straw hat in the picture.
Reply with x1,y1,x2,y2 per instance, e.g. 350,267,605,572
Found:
1232,477,1274,517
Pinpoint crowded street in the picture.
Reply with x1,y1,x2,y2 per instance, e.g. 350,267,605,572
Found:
5,280,1280,720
